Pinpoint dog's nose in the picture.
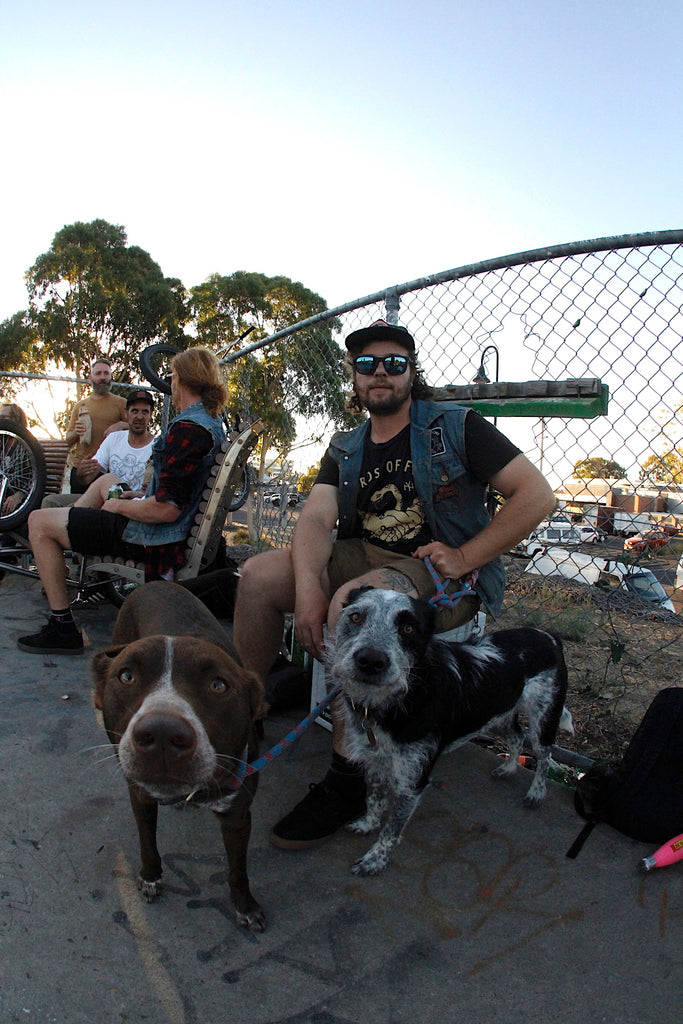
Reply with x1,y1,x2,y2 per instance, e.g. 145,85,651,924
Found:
354,646,389,678
131,713,197,761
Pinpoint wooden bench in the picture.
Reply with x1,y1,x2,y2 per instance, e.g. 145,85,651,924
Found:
83,421,263,589
38,439,71,496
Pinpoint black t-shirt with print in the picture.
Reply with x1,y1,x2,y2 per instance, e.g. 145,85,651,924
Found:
315,410,521,553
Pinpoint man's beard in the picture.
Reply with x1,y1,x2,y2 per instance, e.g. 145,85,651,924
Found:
92,382,112,395
356,379,412,416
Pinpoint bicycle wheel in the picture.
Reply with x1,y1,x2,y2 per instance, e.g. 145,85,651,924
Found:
229,465,251,512
0,418,47,530
139,343,181,394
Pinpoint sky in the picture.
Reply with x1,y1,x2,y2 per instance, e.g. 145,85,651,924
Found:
1,0,681,324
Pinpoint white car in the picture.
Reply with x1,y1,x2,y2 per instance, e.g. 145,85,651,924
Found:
514,519,582,557
525,548,675,612
575,524,606,544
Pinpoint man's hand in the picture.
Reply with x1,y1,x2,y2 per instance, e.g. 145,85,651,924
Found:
294,581,331,661
2,492,23,515
413,541,466,580
75,459,103,485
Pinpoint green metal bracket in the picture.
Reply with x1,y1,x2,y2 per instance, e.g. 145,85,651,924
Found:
431,379,609,419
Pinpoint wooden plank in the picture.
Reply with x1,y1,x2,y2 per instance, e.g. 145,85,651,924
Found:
431,379,609,418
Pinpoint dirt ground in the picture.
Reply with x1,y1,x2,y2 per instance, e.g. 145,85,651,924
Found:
498,560,683,762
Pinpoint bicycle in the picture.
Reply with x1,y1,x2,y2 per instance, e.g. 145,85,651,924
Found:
0,416,47,532
139,326,257,512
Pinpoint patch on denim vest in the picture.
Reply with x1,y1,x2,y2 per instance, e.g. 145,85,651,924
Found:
430,427,446,456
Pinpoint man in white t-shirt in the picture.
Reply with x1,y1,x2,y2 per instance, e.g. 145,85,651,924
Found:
42,390,156,508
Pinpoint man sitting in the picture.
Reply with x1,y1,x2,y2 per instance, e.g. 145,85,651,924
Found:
17,348,227,656
42,389,157,509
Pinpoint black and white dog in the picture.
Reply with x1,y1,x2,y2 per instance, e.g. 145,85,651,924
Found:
329,587,573,876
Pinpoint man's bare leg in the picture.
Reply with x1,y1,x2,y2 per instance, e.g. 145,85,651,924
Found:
74,473,122,509
17,507,83,654
27,508,72,609
232,548,297,681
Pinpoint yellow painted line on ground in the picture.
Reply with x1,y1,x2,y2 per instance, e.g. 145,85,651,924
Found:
114,848,186,1024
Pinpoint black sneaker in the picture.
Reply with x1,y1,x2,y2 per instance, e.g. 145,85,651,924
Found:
17,619,84,655
270,780,366,850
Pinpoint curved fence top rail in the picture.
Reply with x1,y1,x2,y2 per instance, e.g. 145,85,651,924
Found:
225,229,683,361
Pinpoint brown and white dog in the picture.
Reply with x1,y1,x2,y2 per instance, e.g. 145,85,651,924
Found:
329,587,573,877
91,581,268,931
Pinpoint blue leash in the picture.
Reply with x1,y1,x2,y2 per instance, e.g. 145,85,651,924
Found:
424,555,479,608
230,557,479,791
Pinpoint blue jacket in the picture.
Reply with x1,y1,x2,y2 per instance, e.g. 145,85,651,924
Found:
123,402,226,548
327,399,505,613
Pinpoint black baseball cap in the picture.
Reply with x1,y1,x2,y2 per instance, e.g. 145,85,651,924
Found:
126,388,155,408
345,319,416,355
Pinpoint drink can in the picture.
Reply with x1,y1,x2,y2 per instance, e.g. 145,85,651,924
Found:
107,485,124,500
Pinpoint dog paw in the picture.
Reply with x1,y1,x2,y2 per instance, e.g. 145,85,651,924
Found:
235,903,266,933
491,762,516,780
351,849,389,876
522,793,543,809
137,876,162,902
346,814,379,836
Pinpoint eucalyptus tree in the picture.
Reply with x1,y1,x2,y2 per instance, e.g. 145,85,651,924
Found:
0,219,188,388
190,271,355,470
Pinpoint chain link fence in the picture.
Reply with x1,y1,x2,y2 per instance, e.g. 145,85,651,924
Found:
241,230,683,761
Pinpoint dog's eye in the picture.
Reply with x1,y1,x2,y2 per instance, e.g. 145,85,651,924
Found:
118,669,135,685
349,611,363,624
401,623,415,636
210,678,228,694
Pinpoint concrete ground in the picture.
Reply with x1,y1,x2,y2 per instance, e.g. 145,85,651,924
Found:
1,572,681,1024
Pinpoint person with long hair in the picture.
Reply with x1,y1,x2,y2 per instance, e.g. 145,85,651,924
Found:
233,319,556,850
17,348,228,655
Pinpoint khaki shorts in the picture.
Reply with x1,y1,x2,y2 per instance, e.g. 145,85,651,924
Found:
327,538,480,634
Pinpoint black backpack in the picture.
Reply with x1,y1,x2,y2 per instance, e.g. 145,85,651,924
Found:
567,687,683,858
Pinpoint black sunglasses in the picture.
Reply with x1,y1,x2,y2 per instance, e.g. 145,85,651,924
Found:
353,354,412,376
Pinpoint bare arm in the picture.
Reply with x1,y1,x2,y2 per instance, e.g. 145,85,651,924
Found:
291,483,340,657
101,496,180,524
414,454,555,579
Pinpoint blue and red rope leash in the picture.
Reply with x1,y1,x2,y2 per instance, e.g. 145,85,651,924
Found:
229,556,479,790
424,555,479,609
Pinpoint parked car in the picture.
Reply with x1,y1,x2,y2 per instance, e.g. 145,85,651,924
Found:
525,548,675,611
624,529,670,554
514,518,582,557
575,523,606,544
263,490,300,509
621,569,675,610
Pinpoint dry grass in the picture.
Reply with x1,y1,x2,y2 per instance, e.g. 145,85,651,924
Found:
496,562,683,762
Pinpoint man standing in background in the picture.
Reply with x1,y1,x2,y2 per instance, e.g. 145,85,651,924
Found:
64,358,127,493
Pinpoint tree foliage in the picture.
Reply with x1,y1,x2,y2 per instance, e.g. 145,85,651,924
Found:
190,271,354,465
573,456,627,480
639,449,683,484
297,463,321,494
0,220,188,386
638,402,682,485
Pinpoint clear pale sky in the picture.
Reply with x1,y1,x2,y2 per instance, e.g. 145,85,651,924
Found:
1,0,681,323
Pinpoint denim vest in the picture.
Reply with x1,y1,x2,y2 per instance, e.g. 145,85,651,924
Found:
122,402,226,548
327,400,505,614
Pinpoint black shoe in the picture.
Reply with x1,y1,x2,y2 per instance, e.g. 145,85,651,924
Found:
17,619,84,655
270,780,366,850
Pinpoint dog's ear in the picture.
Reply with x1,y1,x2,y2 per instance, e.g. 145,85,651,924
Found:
245,669,269,722
345,585,374,606
90,646,126,709
416,597,437,637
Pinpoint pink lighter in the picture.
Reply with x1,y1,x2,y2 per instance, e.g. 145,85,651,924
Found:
639,832,683,872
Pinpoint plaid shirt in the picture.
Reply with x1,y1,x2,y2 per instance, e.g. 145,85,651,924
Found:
144,419,214,580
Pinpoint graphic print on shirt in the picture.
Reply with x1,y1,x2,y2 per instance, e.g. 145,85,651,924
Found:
356,425,430,553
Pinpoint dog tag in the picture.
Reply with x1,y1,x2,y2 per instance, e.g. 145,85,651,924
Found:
361,710,377,747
